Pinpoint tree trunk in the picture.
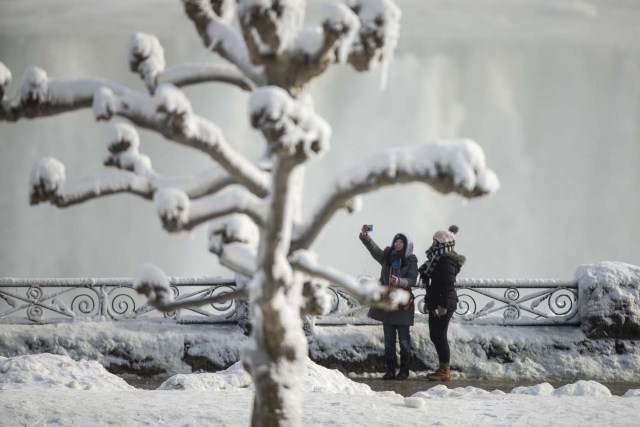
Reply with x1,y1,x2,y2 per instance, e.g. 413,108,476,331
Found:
247,157,307,426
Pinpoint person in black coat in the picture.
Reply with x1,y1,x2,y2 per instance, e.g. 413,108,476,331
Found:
359,225,418,381
418,225,466,381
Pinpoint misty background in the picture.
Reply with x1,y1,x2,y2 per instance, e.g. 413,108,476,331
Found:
1,0,639,281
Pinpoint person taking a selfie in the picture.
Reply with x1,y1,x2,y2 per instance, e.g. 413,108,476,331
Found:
359,224,418,380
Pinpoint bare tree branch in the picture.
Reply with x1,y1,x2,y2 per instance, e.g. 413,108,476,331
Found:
129,32,166,93
93,83,271,198
148,287,246,313
29,158,153,207
105,122,235,198
159,63,256,91
289,250,409,311
236,0,304,66
347,0,401,76
0,69,129,122
291,140,499,251
128,32,255,92
155,186,265,232
207,215,259,276
0,70,270,197
182,0,265,85
278,3,361,94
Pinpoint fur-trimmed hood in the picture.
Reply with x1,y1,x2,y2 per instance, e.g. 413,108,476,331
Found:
443,251,466,267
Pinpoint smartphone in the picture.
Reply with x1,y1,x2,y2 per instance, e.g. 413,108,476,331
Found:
366,224,373,232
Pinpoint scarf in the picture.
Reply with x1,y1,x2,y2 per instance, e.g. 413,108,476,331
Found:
388,251,403,285
419,241,454,287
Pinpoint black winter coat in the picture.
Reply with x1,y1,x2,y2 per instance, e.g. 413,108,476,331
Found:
423,252,466,311
359,233,418,326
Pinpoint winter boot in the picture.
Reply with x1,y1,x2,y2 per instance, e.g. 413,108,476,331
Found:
382,357,397,380
427,363,451,381
396,352,410,381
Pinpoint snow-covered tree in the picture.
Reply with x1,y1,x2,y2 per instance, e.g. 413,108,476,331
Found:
0,0,498,425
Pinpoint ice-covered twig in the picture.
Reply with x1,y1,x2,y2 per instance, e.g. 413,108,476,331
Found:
289,250,408,310
292,139,500,250
182,0,265,85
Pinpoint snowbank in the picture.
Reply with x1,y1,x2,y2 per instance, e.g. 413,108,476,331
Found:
576,261,640,339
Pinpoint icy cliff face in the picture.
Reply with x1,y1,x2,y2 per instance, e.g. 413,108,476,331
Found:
1,0,639,279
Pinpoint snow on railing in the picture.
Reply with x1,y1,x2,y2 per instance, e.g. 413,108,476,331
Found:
317,278,580,326
0,277,579,326
0,277,236,324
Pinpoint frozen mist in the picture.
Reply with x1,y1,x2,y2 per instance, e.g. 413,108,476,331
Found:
1,0,639,280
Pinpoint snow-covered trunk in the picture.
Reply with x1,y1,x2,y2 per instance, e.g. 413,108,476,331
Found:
248,157,306,426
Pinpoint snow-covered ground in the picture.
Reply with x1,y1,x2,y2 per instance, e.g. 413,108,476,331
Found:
1,352,639,426
2,318,639,382
0,319,638,426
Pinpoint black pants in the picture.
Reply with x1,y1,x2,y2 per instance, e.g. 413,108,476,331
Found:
428,309,454,364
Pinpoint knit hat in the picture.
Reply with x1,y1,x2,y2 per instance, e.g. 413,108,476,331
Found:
432,225,459,245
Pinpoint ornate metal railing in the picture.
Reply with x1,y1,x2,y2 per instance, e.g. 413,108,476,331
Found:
0,277,237,324
319,278,580,326
0,277,579,326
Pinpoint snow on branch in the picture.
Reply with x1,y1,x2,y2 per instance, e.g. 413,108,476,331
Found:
129,32,166,93
158,63,255,91
346,0,401,89
129,32,255,92
300,280,333,316
289,249,408,310
92,84,271,198
0,67,137,122
249,86,331,161
320,2,361,64
237,0,305,62
292,139,500,250
154,185,265,232
25,122,239,209
208,215,259,276
283,3,360,92
29,158,153,207
104,122,235,198
182,0,265,85
0,61,11,101
153,167,234,199
133,262,246,312
104,122,152,174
